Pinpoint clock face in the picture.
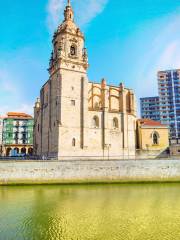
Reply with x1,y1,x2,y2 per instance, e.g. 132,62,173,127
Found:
70,45,76,56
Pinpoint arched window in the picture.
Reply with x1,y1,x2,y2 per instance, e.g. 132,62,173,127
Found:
6,148,12,157
46,93,48,104
21,148,26,154
152,132,159,145
72,138,76,147
94,102,99,110
113,117,119,129
70,45,76,56
28,148,33,156
14,148,19,155
92,116,99,128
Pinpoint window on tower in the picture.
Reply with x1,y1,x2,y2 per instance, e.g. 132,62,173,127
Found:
70,45,76,56
71,100,75,106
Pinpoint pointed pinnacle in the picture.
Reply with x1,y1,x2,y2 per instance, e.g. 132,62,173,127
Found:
67,0,71,6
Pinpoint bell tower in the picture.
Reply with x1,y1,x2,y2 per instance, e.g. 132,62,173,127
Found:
48,0,88,75
48,0,89,157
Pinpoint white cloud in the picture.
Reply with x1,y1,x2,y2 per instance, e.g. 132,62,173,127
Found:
74,0,108,26
47,0,65,32
46,0,108,32
157,41,180,70
134,12,180,99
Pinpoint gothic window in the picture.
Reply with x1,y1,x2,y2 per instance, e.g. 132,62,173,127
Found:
71,100,75,106
152,132,159,145
113,117,119,129
94,102,99,110
72,138,76,147
70,45,76,56
46,93,48,104
92,116,99,128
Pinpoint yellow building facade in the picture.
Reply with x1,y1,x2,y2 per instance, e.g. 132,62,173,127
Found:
136,119,169,157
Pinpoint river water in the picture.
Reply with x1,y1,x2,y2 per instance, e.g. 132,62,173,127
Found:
0,184,180,240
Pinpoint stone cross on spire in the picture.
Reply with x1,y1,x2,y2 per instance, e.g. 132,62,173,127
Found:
67,0,71,6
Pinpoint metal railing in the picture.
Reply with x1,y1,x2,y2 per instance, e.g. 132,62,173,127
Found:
0,154,180,161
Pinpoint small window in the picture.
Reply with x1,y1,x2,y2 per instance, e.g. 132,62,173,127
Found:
92,116,99,128
46,93,48,103
152,132,159,145
72,138,76,147
113,118,119,129
70,45,76,56
71,100,75,106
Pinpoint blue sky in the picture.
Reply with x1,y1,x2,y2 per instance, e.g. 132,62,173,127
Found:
0,0,180,116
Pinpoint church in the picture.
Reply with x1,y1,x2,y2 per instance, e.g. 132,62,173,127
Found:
33,0,137,159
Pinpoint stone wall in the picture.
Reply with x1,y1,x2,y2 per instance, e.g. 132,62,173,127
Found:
1,159,180,185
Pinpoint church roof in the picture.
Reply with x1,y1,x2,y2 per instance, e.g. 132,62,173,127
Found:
137,118,168,128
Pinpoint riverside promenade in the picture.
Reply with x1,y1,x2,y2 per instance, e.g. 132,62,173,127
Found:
1,159,180,185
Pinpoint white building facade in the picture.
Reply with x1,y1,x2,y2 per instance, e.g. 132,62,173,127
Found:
34,0,137,160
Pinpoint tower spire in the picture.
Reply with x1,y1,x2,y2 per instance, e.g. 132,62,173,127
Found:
64,0,74,21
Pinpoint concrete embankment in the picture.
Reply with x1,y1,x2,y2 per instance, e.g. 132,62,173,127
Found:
1,159,180,185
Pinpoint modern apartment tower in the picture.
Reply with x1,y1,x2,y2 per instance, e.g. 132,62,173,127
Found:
158,69,180,140
0,117,3,156
140,97,160,121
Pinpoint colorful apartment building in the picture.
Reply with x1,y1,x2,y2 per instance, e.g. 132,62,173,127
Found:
140,96,160,121
0,117,3,156
158,69,180,140
140,69,180,140
2,112,34,156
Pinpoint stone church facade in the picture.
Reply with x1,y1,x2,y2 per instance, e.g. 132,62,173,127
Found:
34,0,137,159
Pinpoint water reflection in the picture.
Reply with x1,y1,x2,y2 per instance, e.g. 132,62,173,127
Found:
0,184,180,240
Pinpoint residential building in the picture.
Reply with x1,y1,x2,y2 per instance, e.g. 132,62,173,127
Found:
136,119,169,157
34,0,137,159
0,117,3,156
158,69,180,140
140,96,160,121
2,112,34,156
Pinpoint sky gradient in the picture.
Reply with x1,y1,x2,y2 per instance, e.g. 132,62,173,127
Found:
0,0,180,116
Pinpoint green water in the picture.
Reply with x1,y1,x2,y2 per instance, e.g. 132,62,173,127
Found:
0,184,180,240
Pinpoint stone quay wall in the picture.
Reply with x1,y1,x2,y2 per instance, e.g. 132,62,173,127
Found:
1,159,180,185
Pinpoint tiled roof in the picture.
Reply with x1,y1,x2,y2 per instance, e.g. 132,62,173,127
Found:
6,112,33,119
137,118,167,127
